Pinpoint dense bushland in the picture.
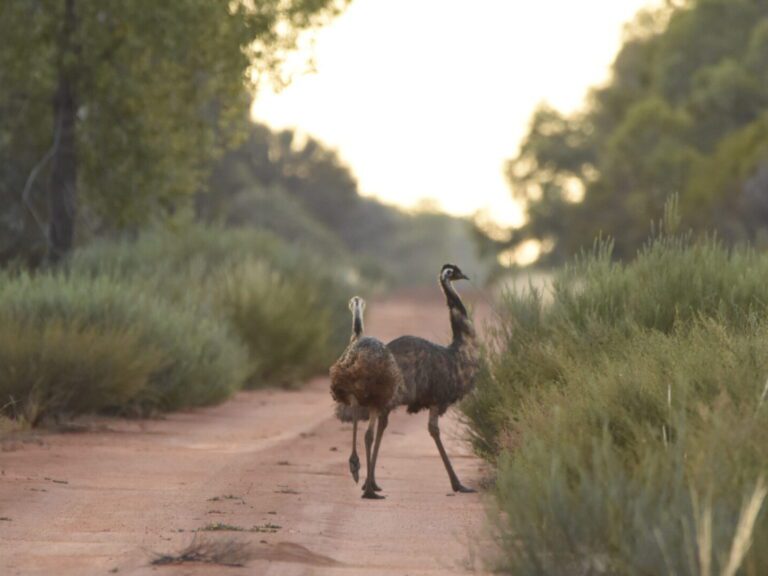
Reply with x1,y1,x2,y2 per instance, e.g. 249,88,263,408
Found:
0,226,352,426
71,225,352,381
466,224,768,575
0,272,248,424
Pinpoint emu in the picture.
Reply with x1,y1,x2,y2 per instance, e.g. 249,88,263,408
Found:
329,296,403,499
337,264,481,494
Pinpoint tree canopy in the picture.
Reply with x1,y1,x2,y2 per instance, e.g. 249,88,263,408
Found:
0,0,347,262
506,0,768,263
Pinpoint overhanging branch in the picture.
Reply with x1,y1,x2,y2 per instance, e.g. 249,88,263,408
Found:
21,116,63,246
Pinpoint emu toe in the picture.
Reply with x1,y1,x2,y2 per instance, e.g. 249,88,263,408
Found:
362,479,383,492
349,454,361,484
452,483,476,494
361,489,385,500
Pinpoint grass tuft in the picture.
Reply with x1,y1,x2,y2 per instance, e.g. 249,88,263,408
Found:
151,536,256,567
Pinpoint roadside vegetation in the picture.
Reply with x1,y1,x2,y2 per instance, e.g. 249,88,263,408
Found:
465,210,768,575
0,1,488,430
0,226,352,427
0,1,359,429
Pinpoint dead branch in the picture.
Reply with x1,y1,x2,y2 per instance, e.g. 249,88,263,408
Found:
21,116,63,246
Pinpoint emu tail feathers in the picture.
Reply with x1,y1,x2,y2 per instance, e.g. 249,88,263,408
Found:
334,403,370,422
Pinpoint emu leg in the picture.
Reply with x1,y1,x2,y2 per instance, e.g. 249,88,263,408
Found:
363,410,388,492
349,405,360,483
362,409,384,499
428,407,475,493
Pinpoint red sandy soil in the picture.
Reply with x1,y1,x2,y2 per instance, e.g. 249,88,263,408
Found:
0,292,495,575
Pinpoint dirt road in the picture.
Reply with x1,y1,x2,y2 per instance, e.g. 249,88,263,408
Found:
0,293,492,575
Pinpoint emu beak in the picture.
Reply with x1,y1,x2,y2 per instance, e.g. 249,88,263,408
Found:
458,272,469,281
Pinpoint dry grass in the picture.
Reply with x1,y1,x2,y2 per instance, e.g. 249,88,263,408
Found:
198,522,281,533
151,536,256,567
722,477,767,576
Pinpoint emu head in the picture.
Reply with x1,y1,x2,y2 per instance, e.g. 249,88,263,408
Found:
440,263,469,283
348,296,366,313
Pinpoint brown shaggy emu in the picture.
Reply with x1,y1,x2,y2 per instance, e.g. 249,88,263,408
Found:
329,296,403,499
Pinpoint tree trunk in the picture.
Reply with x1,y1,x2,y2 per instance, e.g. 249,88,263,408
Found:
48,0,78,263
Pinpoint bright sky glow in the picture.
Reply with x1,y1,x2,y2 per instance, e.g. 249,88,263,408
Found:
253,0,655,226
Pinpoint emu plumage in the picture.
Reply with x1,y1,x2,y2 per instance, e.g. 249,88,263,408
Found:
329,296,403,499
333,264,481,494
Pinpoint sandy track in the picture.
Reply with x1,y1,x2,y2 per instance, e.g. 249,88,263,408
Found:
0,293,492,575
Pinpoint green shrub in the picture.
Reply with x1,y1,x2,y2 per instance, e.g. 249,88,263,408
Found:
69,225,286,300
72,225,352,384
553,234,768,333
219,260,335,387
0,320,162,424
467,229,768,575
0,272,248,421
0,225,354,425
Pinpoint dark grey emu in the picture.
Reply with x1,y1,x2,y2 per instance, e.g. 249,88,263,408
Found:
329,297,404,499
336,264,481,495
384,263,480,493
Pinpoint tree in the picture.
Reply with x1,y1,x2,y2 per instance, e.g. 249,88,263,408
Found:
0,0,348,261
503,0,768,264
204,123,363,244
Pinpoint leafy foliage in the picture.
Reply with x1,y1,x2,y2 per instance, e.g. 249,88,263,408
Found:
506,0,768,263
0,0,348,259
71,224,353,386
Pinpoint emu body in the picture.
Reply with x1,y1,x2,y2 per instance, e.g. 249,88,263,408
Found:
329,297,402,499
384,264,479,492
330,337,400,409
387,334,479,416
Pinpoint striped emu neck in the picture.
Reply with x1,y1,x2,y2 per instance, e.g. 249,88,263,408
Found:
351,305,364,340
439,275,474,345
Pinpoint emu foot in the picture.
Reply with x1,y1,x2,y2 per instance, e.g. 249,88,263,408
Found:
452,483,476,494
362,479,382,492
349,454,360,484
361,489,385,500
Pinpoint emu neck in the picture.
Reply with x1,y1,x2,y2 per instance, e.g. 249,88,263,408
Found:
440,278,474,346
351,309,364,341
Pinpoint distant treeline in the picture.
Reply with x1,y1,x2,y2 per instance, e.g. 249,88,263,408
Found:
503,0,768,264
199,122,491,286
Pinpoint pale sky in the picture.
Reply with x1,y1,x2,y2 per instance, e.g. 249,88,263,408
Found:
252,0,655,226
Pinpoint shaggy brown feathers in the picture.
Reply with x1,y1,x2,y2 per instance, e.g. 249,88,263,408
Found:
329,337,402,410
329,296,403,498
